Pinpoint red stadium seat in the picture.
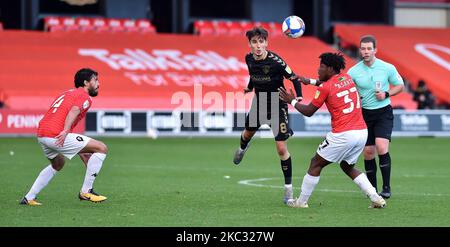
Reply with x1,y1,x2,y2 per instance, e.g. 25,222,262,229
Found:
107,18,125,32
60,17,79,32
213,20,228,36
122,19,139,32
240,21,253,32
268,21,283,37
194,20,214,36
44,16,64,32
92,18,109,32
136,19,156,34
227,21,243,36
76,17,95,32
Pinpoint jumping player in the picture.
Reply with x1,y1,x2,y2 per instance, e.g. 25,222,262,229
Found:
233,27,303,204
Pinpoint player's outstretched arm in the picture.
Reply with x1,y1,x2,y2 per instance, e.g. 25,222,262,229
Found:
278,87,318,117
55,106,81,147
298,77,323,86
288,75,303,99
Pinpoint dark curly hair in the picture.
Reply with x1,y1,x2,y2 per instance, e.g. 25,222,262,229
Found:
319,52,346,74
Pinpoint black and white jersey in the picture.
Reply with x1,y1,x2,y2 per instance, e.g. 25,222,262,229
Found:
245,50,302,107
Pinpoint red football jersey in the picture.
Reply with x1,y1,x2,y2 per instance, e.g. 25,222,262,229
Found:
37,88,92,137
311,73,366,133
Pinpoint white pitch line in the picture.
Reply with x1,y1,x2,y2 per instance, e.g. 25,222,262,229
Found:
238,177,450,197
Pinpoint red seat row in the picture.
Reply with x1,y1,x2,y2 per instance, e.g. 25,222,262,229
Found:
193,20,283,37
43,16,156,33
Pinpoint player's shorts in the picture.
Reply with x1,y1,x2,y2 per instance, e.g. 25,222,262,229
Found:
316,129,368,165
245,104,293,141
38,133,91,160
362,105,394,145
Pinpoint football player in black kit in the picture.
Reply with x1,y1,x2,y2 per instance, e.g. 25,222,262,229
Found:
233,27,303,204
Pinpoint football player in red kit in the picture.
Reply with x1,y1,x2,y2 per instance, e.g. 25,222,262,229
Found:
279,53,386,209
20,68,108,206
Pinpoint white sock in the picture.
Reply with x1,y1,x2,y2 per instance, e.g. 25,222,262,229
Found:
25,165,57,200
81,153,106,193
298,173,320,204
353,173,377,197
284,184,293,196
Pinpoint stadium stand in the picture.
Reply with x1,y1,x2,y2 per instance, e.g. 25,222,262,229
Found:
193,20,283,37
334,24,450,107
43,16,156,33
0,19,432,111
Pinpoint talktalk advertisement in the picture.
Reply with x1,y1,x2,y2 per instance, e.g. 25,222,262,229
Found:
0,31,340,110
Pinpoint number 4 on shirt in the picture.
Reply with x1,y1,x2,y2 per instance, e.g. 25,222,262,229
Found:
51,95,65,113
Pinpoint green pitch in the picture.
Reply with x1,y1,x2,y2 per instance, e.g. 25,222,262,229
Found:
1,137,449,226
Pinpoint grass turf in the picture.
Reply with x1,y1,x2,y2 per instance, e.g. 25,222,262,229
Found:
1,137,449,226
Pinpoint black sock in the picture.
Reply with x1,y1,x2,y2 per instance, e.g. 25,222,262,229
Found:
379,153,391,190
364,159,377,191
280,157,292,185
240,135,250,150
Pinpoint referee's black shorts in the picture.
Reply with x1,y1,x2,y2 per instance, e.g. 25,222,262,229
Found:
362,105,394,146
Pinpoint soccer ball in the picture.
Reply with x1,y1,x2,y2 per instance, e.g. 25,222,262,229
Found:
282,15,305,39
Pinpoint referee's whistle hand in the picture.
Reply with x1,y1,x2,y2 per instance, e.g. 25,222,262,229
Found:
375,91,385,100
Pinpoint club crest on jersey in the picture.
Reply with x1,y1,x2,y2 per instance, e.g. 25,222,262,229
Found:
262,65,270,74
83,100,90,109
338,77,345,82
314,90,320,99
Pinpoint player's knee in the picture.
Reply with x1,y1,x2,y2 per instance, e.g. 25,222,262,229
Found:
51,158,65,171
310,156,319,167
98,141,108,154
339,162,351,173
308,158,321,176
376,145,388,155
363,148,376,159
277,148,288,158
242,130,254,140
